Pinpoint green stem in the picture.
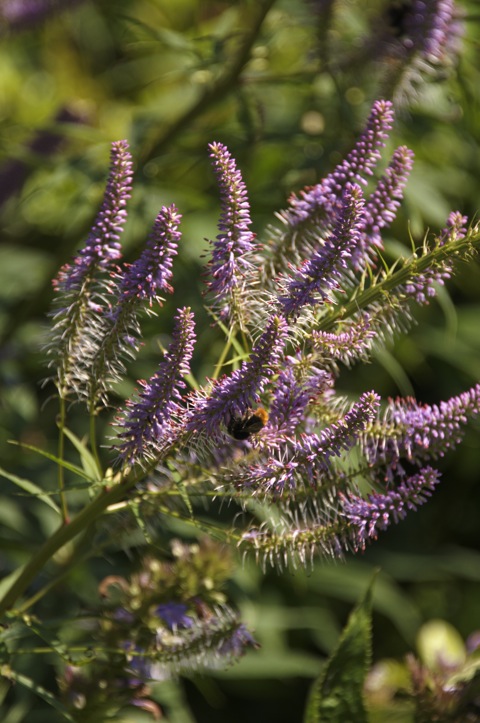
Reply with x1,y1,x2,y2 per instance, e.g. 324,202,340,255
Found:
317,233,478,331
88,409,102,475
212,332,235,380
57,397,69,524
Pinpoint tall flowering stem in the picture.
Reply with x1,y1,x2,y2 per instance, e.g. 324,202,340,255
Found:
259,100,395,285
3,85,480,712
205,141,256,330
47,140,133,400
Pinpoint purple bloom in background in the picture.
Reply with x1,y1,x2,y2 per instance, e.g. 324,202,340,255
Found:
116,204,180,307
54,140,133,293
206,142,256,325
342,466,440,551
0,0,84,31
278,183,365,317
186,316,288,439
400,0,464,65
372,0,465,103
156,602,194,630
117,307,196,463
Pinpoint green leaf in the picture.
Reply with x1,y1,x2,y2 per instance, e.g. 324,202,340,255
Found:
61,427,102,483
0,667,76,722
303,574,376,723
0,466,60,515
7,441,94,482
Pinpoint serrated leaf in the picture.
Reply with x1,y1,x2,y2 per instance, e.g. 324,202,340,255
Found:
303,574,376,723
0,466,60,514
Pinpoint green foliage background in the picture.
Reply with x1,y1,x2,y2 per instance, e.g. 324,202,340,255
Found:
1,1,480,720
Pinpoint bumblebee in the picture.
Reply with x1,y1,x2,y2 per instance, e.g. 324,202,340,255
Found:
227,407,269,441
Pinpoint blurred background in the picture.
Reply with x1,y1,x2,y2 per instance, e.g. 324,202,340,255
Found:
1,1,480,720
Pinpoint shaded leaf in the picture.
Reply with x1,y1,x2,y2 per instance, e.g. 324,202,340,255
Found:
303,574,376,723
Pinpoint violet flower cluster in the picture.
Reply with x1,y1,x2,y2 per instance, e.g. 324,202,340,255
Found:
46,98,480,687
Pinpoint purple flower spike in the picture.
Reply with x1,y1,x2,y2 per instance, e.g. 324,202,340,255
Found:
206,142,256,325
237,391,380,495
365,384,480,473
295,391,381,475
278,184,365,318
55,140,132,293
268,359,332,435
357,145,414,264
117,307,196,464
287,100,394,225
342,467,441,551
186,316,288,439
117,204,180,307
